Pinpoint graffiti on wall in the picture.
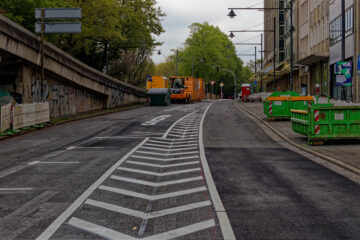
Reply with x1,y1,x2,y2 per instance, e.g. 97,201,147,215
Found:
30,75,104,118
109,89,124,107
31,77,49,102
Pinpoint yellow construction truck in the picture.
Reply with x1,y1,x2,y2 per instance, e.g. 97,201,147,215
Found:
146,76,169,90
170,76,206,103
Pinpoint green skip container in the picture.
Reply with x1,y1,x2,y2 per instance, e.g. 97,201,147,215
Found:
291,104,360,145
264,94,314,121
148,88,171,106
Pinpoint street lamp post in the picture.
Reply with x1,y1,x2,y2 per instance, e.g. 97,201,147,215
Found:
230,27,276,91
228,3,294,91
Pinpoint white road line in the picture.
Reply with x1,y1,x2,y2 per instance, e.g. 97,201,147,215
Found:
136,151,199,156
144,143,198,148
0,164,31,178
167,133,199,137
147,139,198,145
143,219,215,240
110,175,203,187
0,188,33,191
162,111,198,138
173,127,198,130
37,161,80,164
68,217,136,240
68,217,215,240
170,129,197,133
126,160,199,168
175,124,197,127
35,138,149,240
99,185,207,200
66,137,97,150
85,199,211,219
155,137,197,141
131,155,199,161
168,141,199,145
199,102,236,239
167,137,198,141
117,167,201,176
140,146,198,152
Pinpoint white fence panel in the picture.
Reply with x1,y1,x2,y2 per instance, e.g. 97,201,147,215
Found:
0,104,11,132
13,102,50,130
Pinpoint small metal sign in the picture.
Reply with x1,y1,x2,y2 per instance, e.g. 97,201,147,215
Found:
334,113,344,121
146,75,152,82
220,82,224,87
210,81,215,86
35,22,82,34
357,55,360,74
35,8,82,19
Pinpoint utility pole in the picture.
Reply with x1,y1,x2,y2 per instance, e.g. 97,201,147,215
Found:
273,17,276,91
341,0,346,60
261,34,263,92
40,9,45,102
290,0,294,90
255,46,257,74
255,46,257,92
176,50,179,76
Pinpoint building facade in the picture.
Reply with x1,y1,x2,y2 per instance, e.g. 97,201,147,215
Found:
262,0,359,102
329,0,355,102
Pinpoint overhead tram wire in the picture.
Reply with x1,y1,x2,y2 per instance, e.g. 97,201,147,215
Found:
249,2,264,8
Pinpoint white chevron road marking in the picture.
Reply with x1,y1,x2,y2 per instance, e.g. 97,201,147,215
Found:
117,167,201,176
126,160,199,168
131,155,199,161
140,146,198,152
110,175,203,187
85,199,211,219
136,150,199,156
99,185,207,200
144,143,198,148
68,217,215,240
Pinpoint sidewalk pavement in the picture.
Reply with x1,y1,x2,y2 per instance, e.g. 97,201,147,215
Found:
238,102,360,173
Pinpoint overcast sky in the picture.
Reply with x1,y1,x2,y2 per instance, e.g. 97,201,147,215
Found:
151,0,264,65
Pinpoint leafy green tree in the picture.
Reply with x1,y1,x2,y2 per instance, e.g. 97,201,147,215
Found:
157,22,251,97
0,0,165,87
0,0,67,32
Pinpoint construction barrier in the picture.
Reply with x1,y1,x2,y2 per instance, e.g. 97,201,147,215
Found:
291,103,360,145
0,104,11,132
12,102,50,130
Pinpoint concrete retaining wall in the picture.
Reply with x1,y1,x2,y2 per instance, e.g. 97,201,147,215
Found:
0,15,148,119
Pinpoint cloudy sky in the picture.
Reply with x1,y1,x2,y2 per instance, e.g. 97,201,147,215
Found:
151,0,264,65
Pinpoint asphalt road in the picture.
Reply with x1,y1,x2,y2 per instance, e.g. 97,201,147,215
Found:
1,100,360,240
0,102,225,240
204,100,360,240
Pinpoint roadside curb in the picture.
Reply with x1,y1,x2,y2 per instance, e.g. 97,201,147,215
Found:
236,102,360,176
0,104,145,142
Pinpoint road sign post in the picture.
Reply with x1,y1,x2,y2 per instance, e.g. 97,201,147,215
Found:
211,81,215,99
35,8,82,102
220,82,224,99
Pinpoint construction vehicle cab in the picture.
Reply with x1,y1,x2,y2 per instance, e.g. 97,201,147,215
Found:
170,76,193,103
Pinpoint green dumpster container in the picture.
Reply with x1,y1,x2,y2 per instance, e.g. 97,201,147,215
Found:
291,104,360,145
263,91,300,117
263,95,314,121
148,88,171,106
268,91,300,98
